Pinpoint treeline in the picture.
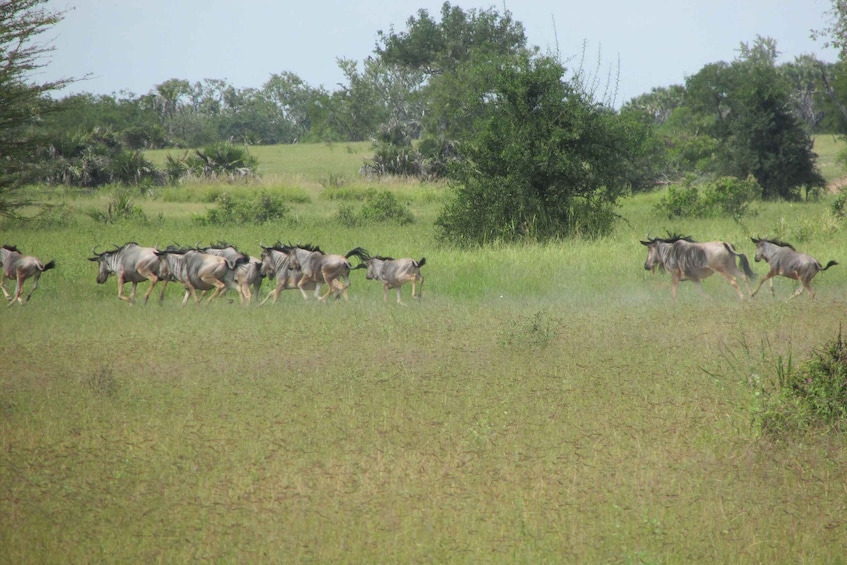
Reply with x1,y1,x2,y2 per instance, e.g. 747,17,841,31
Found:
8,1,847,244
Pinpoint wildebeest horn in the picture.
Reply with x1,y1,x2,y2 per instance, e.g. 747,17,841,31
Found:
260,240,267,249
91,245,101,256
751,236,760,243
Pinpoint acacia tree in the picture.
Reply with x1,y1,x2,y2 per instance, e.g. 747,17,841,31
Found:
0,0,72,218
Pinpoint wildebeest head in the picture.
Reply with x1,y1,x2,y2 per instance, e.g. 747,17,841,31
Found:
88,245,117,284
640,233,693,273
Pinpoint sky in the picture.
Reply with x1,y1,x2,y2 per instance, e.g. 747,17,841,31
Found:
38,0,839,107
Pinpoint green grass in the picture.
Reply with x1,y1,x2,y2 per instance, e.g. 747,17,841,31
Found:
3,142,847,562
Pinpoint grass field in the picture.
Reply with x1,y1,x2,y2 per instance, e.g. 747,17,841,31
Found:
2,138,847,562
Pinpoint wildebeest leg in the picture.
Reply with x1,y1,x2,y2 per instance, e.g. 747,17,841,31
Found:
0,273,11,301
297,278,313,301
22,272,42,303
717,273,744,299
259,281,282,305
181,287,194,306
671,273,680,301
750,271,776,298
8,271,24,306
395,286,405,305
788,278,813,300
116,273,134,303
141,276,159,305
158,279,169,304
414,274,423,299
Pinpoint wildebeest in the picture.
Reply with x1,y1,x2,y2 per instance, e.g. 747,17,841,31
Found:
155,246,247,306
750,237,838,300
360,251,426,304
641,233,756,300
285,243,369,301
1,244,55,307
258,242,348,305
197,242,262,304
88,242,166,305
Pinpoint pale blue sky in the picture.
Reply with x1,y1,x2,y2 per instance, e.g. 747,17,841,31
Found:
40,0,838,106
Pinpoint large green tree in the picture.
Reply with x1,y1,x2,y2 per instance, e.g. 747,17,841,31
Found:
0,0,72,217
436,54,650,244
682,39,825,199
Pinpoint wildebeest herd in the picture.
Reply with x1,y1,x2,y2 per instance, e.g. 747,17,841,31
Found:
0,233,838,307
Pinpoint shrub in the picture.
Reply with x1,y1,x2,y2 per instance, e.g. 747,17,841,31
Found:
655,175,761,219
333,189,414,227
86,187,146,224
196,191,288,226
754,330,847,436
164,142,259,184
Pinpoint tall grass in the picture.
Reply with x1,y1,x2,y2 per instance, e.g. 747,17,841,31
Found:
2,140,847,562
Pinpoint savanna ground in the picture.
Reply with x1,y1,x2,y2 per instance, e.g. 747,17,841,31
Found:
2,138,847,563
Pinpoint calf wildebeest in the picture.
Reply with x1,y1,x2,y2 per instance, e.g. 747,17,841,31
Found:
286,243,369,301
1,244,55,307
88,242,166,305
641,233,756,300
197,242,262,304
360,251,426,304
750,237,838,300
156,246,247,306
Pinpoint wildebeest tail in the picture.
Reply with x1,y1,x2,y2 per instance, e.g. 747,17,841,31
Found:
723,243,757,280
41,259,56,271
821,260,839,271
416,257,426,268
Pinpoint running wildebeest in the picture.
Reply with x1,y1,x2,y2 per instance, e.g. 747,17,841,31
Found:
1,244,55,307
258,242,347,305
285,243,369,301
641,233,756,300
360,251,426,304
88,242,166,305
197,242,262,304
750,237,838,300
155,246,247,306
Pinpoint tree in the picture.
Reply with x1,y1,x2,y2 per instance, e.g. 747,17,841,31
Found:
0,0,72,218
681,39,825,199
436,54,649,244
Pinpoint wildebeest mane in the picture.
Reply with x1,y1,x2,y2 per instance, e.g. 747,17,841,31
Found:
2,243,20,252
761,237,796,250
374,255,394,261
297,242,324,254
661,232,695,244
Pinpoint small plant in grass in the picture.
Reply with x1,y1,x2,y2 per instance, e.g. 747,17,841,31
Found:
86,187,146,224
754,329,847,436
500,308,561,349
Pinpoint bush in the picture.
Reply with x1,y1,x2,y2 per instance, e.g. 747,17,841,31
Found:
655,175,761,219
333,189,414,227
754,330,847,436
196,191,288,226
165,142,259,184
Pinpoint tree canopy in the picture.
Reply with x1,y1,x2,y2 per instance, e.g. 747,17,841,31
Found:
0,0,72,217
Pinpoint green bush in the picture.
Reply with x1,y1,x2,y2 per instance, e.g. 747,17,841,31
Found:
655,175,761,219
754,330,847,436
333,189,414,227
196,191,288,226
